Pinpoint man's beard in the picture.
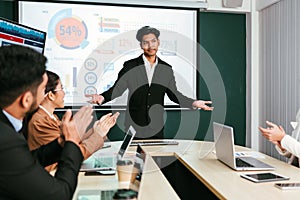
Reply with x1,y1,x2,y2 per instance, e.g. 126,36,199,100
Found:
144,48,157,57
21,99,39,137
25,99,39,118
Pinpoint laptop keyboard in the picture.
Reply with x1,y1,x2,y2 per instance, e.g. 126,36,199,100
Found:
236,158,254,167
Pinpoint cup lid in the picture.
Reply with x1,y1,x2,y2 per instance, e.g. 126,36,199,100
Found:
116,159,133,166
113,189,138,199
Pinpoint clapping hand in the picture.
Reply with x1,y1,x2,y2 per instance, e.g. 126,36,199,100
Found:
93,112,120,138
60,105,93,145
259,121,286,147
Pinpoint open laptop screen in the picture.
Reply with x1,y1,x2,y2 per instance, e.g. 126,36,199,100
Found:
213,122,274,171
0,17,46,54
118,126,136,159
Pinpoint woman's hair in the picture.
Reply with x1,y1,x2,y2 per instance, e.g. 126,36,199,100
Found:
45,70,60,94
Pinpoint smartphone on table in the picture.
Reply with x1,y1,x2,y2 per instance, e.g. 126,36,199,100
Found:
240,172,289,183
275,182,300,190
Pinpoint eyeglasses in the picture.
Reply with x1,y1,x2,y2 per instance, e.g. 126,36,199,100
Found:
53,87,65,92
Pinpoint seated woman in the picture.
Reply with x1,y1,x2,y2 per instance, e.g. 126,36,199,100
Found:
27,70,119,172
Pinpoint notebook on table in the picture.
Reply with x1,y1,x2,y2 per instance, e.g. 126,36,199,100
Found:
80,126,136,172
213,122,274,171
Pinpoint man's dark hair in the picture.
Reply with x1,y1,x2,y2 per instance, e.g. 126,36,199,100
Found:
136,26,160,42
0,45,47,108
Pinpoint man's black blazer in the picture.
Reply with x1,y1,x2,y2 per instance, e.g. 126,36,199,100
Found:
0,110,83,200
101,54,194,138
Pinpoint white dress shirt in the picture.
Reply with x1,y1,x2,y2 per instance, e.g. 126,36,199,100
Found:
2,110,23,132
142,54,158,86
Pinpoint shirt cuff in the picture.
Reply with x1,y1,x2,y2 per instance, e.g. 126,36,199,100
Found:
281,135,291,150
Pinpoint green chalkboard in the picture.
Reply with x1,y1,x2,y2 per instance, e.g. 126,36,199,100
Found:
198,12,246,145
0,1,15,20
165,12,246,146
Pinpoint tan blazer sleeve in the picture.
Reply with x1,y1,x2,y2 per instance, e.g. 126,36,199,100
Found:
79,132,105,160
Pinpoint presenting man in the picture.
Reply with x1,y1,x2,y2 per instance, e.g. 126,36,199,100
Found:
87,26,213,139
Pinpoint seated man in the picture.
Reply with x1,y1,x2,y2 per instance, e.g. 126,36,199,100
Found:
0,45,116,199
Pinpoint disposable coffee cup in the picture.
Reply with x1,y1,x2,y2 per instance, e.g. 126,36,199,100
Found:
130,163,140,184
116,160,133,183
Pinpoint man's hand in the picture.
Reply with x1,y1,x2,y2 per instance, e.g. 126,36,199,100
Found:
85,94,104,105
60,106,93,145
93,112,120,138
192,100,214,111
72,105,93,139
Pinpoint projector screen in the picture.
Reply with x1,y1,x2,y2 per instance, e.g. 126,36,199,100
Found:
18,1,198,108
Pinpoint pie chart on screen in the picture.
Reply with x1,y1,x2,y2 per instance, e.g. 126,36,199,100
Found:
48,8,89,49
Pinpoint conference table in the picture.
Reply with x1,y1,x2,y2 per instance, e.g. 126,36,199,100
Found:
73,140,300,200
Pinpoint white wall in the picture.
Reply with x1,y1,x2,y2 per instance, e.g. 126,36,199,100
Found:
248,0,260,150
256,0,280,11
206,0,251,13
204,0,258,150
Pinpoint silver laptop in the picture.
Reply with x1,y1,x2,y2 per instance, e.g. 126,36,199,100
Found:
213,122,274,171
80,126,136,172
